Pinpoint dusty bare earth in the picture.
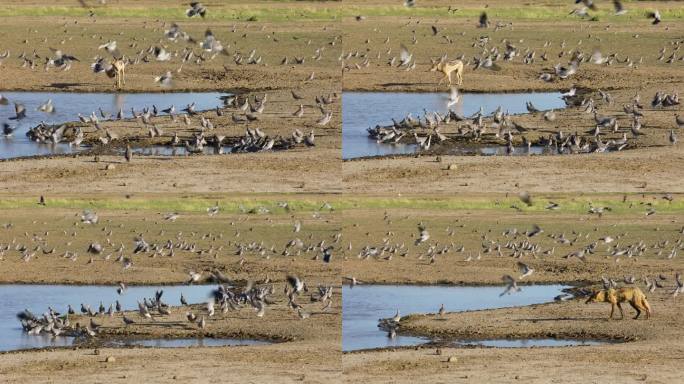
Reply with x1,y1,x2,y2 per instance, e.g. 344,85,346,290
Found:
0,203,340,285
2,342,340,384
0,1,342,195
341,201,684,286
345,293,684,384
3,289,341,384
0,201,341,383
0,86,342,194
341,2,684,195
2,1,684,383
341,201,684,383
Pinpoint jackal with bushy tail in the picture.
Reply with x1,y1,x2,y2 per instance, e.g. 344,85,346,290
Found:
586,287,652,320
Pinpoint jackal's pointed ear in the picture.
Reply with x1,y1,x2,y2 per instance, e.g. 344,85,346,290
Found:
440,53,447,62
430,58,437,65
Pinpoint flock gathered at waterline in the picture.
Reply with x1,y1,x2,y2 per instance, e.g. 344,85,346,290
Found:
1,92,335,158
2,203,338,346
366,88,680,155
341,1,682,157
0,0,338,160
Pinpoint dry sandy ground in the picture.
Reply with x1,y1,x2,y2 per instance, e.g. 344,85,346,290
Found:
341,203,683,285
0,205,340,285
0,203,341,384
2,1,684,383
2,284,341,384
0,85,342,194
341,203,684,383
341,6,684,195
344,145,684,194
344,292,684,384
2,343,340,384
0,4,341,195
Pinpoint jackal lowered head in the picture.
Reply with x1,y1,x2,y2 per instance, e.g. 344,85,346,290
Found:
585,289,606,304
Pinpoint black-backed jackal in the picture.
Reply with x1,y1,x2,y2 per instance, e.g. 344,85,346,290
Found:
430,58,464,86
586,287,652,320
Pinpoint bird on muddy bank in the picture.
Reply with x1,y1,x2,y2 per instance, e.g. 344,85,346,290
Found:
519,192,533,207
46,48,79,71
124,145,132,162
187,271,202,285
479,12,490,28
286,275,307,295
154,71,172,87
122,314,135,325
613,0,627,15
292,104,304,117
343,276,362,288
304,130,315,147
391,309,401,323
676,115,684,129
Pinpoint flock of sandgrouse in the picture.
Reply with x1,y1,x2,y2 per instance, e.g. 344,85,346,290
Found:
1,1,680,158
352,192,683,338
1,1,336,158
0,1,682,347
5,203,337,340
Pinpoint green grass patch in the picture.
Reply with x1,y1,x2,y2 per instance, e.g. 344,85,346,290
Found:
340,5,684,21
0,197,333,214
334,195,684,215
0,195,682,215
3,3,683,22
0,6,341,21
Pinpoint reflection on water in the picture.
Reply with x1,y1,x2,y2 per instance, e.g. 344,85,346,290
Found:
342,284,568,351
342,92,566,159
0,284,216,351
0,91,226,159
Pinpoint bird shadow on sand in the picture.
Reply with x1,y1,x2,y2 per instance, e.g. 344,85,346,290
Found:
49,82,89,89
380,82,437,88
126,320,188,328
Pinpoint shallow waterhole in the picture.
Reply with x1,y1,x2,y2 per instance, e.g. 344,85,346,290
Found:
342,284,611,352
0,91,226,159
0,284,269,352
342,91,567,159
